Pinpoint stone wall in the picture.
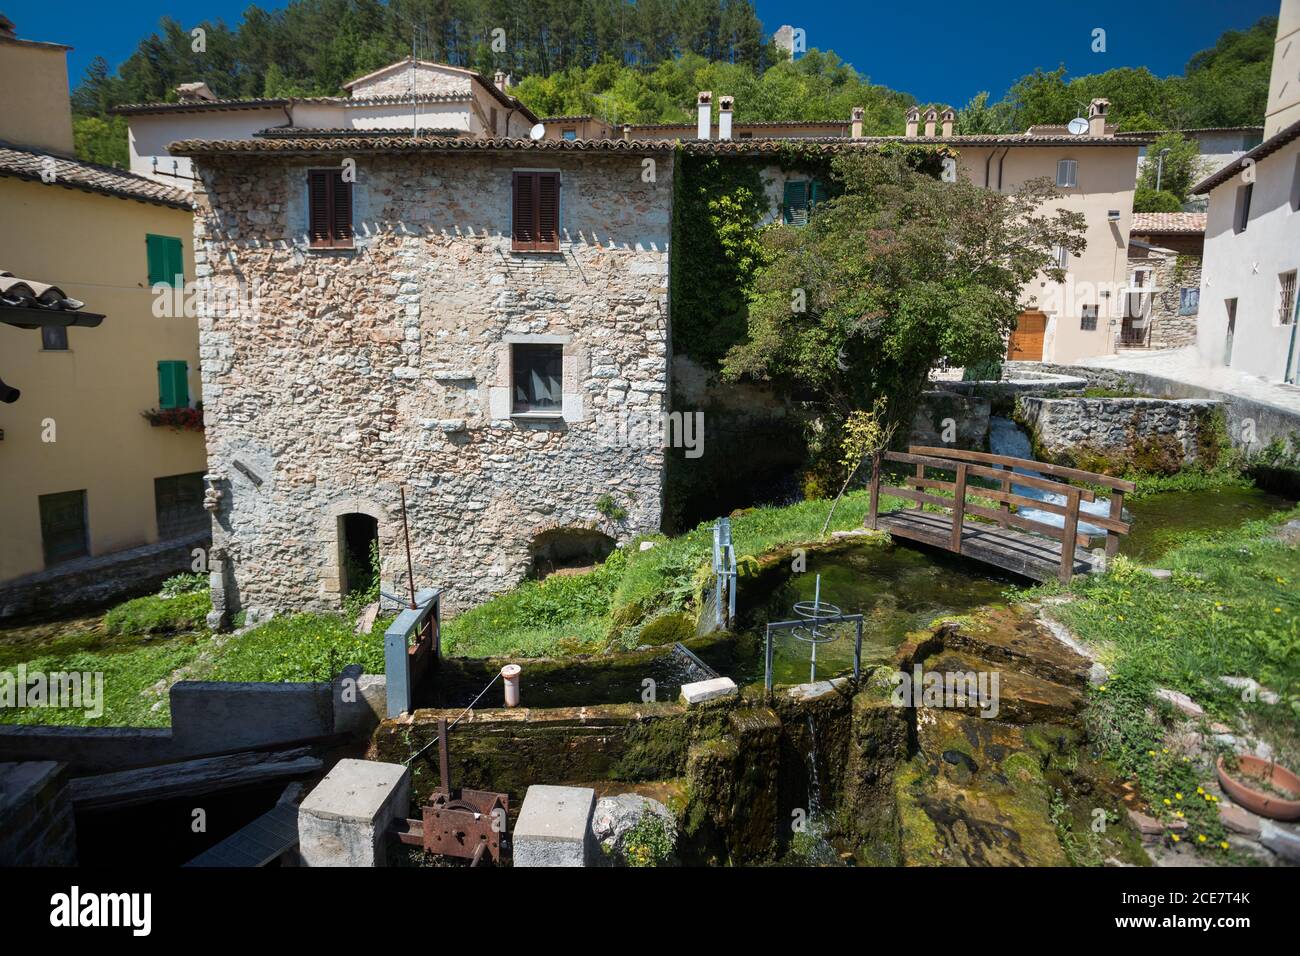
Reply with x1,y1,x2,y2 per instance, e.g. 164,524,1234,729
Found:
0,761,77,865
0,531,209,620
193,150,671,619
1127,245,1200,350
1016,395,1223,473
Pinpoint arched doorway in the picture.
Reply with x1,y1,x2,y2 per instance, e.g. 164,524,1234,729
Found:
529,527,616,579
338,512,379,599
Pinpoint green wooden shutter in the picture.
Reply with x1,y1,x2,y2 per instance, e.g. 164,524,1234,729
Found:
783,181,809,225
147,235,183,287
158,361,189,409
809,179,825,210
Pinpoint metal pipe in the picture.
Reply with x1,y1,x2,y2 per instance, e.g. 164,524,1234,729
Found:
400,485,416,608
501,664,521,707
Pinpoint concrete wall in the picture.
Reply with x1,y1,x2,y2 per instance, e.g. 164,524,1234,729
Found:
0,761,77,865
1267,0,1300,137
1197,137,1300,381
0,178,205,586
0,36,74,154
956,144,1141,364
129,107,288,184
192,150,672,617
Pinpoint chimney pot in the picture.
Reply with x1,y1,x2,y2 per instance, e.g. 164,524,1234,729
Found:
924,109,938,138
905,106,920,138
940,108,955,137
697,91,713,141
851,106,864,139
718,95,734,141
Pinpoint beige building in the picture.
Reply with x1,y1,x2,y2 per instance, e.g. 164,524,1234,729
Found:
0,20,204,617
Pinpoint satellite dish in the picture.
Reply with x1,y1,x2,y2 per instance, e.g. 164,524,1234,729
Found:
1067,117,1089,135
529,123,546,141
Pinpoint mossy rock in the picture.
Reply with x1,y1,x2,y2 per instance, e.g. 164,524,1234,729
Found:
639,611,696,646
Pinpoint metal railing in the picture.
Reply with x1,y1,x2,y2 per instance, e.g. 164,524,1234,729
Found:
712,517,737,629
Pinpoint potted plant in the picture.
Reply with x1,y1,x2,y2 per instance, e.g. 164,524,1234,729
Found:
1216,754,1300,821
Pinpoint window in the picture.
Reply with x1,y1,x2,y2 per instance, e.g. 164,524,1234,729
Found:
1052,244,1069,271
307,169,354,249
512,171,560,252
1178,288,1200,316
1235,183,1253,233
783,180,825,226
1280,271,1298,326
562,128,577,141
157,360,189,409
146,234,184,287
41,325,68,350
39,490,88,566
154,472,208,539
1056,159,1078,188
1080,304,1099,331
511,343,562,413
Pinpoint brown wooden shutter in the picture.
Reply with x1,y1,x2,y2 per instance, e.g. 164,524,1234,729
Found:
512,172,536,251
308,169,353,249
536,173,559,251
512,171,560,252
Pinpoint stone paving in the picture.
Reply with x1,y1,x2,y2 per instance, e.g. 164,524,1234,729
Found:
1080,346,1300,416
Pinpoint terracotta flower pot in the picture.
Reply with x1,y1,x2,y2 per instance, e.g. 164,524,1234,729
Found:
1216,755,1300,821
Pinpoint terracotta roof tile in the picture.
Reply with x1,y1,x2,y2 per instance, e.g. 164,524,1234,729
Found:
1130,212,1207,234
0,142,191,208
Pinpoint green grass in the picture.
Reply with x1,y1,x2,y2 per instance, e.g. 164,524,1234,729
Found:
204,612,394,682
104,589,211,635
442,488,900,658
1027,507,1300,856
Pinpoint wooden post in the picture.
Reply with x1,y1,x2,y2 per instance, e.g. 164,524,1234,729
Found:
912,462,924,508
1059,488,1081,584
998,464,1012,527
1105,490,1125,557
868,454,881,529
950,463,968,553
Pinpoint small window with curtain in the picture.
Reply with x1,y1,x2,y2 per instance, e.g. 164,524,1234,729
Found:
512,171,560,252
308,168,354,249
157,360,189,409
783,180,825,226
511,343,563,413
1052,244,1069,271
1080,304,1098,331
1179,288,1200,315
1056,159,1078,188
146,234,184,287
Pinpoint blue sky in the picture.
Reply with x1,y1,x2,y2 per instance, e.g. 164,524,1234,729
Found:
6,0,1279,103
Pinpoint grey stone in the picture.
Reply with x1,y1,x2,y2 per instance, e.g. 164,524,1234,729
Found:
591,793,677,864
514,785,596,867
679,676,737,706
298,759,410,867
1154,687,1204,718
1218,801,1262,837
1259,820,1300,865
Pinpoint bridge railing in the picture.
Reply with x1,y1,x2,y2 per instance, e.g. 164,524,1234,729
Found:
867,445,1134,583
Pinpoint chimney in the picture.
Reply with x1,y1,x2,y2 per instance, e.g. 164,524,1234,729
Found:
494,70,508,92
1088,98,1110,137
851,106,864,139
924,108,938,138
622,124,632,142
175,81,217,103
905,106,920,137
697,91,713,140
940,108,955,137
718,95,734,141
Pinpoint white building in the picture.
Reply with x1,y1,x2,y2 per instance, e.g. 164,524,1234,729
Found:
1192,0,1300,383
115,59,540,190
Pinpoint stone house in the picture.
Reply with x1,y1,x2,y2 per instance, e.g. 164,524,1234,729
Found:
1123,212,1205,350
174,136,675,620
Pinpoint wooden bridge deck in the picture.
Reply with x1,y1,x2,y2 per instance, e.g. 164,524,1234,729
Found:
874,508,1099,582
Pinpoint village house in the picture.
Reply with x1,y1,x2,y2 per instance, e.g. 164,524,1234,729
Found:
119,54,1147,620
0,18,204,617
1192,0,1300,382
1122,212,1206,351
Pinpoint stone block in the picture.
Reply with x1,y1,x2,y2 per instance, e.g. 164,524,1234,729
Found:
679,677,737,706
170,680,333,752
513,785,596,867
298,759,410,867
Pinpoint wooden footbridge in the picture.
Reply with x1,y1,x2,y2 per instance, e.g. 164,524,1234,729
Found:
867,446,1135,583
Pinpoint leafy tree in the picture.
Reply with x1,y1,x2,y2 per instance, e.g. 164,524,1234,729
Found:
1136,131,1207,200
1133,187,1183,213
72,116,130,167
721,152,1086,446
956,91,1015,135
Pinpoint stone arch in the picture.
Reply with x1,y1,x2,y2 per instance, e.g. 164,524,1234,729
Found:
320,496,393,604
527,524,616,579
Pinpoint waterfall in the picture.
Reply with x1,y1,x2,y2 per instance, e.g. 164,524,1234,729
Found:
805,714,824,820
988,417,1117,537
